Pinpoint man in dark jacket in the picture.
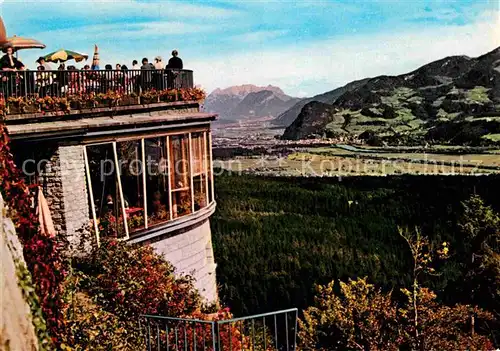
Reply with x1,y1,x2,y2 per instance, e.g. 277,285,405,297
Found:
166,50,183,69
166,50,183,88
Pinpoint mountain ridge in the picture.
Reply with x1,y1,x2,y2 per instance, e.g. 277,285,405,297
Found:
273,78,370,127
205,84,301,121
282,46,500,145
210,84,286,97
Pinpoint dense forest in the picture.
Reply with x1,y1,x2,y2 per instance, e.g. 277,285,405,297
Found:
211,173,500,318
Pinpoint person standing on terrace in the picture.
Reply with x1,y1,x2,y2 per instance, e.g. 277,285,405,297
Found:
0,45,24,70
165,50,182,88
154,56,163,69
166,50,183,69
0,45,25,98
153,56,163,89
36,56,53,71
140,58,153,91
36,66,53,97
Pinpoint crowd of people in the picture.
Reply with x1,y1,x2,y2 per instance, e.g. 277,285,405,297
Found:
84,50,183,72
0,47,185,98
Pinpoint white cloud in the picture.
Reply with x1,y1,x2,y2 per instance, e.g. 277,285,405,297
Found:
2,0,239,20
190,11,500,97
34,21,219,40
296,91,310,98
230,30,288,43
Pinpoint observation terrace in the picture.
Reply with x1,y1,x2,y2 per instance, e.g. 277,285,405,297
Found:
4,68,220,302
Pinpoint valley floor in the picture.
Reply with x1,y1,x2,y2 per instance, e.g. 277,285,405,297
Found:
215,145,500,177
212,121,500,177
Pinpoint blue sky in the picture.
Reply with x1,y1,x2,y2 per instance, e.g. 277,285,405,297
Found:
1,0,499,96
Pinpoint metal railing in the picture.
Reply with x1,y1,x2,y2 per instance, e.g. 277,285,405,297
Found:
140,308,298,351
0,68,194,99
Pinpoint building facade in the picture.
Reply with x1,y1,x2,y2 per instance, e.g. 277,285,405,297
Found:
5,71,219,302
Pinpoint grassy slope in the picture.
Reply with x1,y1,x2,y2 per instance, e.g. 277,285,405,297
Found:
323,86,500,144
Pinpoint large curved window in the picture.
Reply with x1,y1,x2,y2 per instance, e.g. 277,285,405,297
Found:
84,129,214,241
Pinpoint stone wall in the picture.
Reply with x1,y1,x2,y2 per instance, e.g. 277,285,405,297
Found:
40,145,90,251
150,220,218,303
0,195,39,351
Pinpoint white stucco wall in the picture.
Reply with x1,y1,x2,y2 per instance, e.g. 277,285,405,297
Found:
149,220,218,303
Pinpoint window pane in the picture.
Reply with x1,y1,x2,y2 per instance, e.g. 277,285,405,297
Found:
170,134,190,190
117,140,145,232
145,137,171,226
86,144,126,238
169,134,192,218
192,132,207,210
192,132,204,176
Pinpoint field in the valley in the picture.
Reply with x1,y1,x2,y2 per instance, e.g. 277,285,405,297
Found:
214,146,500,176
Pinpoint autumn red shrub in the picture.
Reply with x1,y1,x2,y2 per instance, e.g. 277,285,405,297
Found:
0,123,37,240
80,239,201,318
0,121,69,347
23,234,69,339
72,239,252,350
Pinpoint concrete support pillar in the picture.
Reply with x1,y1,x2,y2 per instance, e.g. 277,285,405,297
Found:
150,220,219,303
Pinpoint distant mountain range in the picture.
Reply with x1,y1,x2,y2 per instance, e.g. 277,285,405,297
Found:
204,84,302,122
281,46,500,145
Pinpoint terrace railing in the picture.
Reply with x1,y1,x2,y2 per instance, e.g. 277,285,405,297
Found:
0,68,194,99
139,308,298,351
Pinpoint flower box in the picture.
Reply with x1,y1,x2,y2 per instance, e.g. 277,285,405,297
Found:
6,97,40,114
160,91,178,103
94,101,111,109
70,100,95,110
23,104,40,114
107,99,120,108
120,95,139,106
7,104,21,115
39,104,55,112
96,98,120,108
140,96,159,105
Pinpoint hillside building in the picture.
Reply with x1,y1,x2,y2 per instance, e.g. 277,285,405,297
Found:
3,66,219,302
